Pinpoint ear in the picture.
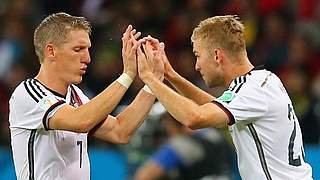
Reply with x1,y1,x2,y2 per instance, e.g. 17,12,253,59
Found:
44,44,55,59
214,48,224,64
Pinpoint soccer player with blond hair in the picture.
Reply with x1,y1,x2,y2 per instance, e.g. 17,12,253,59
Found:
137,15,313,180
9,12,163,180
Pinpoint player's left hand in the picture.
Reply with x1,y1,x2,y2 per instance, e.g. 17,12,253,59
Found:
138,36,164,81
121,25,141,79
137,43,154,82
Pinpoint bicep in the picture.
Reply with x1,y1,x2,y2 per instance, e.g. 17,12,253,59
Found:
194,102,230,129
48,104,83,132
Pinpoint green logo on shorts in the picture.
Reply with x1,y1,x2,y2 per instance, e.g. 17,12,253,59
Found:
218,90,235,102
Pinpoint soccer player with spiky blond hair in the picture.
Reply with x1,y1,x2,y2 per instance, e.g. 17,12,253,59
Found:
137,15,313,180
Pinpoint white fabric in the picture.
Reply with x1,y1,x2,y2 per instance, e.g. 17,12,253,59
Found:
216,69,313,180
9,78,90,180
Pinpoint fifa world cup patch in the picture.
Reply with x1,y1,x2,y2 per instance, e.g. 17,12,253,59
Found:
38,95,59,110
217,90,235,103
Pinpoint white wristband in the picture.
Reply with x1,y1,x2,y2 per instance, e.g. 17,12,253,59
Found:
143,85,154,95
116,73,133,88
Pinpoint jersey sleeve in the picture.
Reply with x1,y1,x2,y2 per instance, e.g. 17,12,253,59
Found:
9,80,66,130
214,81,268,125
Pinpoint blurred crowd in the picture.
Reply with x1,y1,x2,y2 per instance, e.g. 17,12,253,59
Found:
0,0,319,167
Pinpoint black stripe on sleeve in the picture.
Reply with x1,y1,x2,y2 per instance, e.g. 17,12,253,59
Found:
32,79,47,97
211,100,235,126
230,75,247,93
230,77,240,91
24,80,39,102
42,100,66,130
248,123,272,180
28,129,36,180
27,79,43,100
235,76,247,93
235,83,244,93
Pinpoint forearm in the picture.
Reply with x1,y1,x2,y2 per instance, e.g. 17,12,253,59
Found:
92,89,155,143
73,80,129,131
166,70,215,104
115,89,155,139
144,75,200,128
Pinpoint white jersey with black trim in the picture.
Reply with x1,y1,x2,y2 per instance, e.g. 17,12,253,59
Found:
9,78,90,180
214,67,313,180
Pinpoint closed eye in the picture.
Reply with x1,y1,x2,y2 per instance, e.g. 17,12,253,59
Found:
74,48,82,52
74,47,87,52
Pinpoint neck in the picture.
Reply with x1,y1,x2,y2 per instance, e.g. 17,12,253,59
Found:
35,64,69,96
224,56,254,87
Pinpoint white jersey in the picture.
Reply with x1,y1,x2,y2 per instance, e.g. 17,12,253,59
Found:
9,78,90,180
214,67,313,180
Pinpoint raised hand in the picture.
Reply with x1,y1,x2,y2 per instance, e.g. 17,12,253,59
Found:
137,44,153,82
121,25,141,79
158,42,175,79
143,36,172,80
138,36,164,81
150,42,164,81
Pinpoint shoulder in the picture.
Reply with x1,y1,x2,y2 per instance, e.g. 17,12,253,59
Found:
10,79,34,105
10,78,64,108
14,78,54,102
227,69,274,96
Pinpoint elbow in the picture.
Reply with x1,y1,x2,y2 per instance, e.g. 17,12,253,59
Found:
112,128,132,144
185,112,202,130
114,134,131,145
118,138,130,145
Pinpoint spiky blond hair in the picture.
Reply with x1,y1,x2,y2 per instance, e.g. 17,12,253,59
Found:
34,12,91,63
191,15,246,56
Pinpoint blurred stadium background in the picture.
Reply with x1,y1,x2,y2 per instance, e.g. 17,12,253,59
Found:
0,0,319,179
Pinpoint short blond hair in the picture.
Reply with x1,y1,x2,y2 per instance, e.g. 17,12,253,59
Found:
34,12,91,63
191,15,246,56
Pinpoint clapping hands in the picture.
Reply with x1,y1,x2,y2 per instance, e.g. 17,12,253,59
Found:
121,25,173,83
136,35,166,82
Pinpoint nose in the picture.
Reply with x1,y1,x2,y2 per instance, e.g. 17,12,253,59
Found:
81,49,91,64
195,60,200,71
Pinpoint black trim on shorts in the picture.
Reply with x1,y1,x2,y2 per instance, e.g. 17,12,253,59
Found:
211,100,235,126
28,129,36,180
42,100,66,130
248,123,272,180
